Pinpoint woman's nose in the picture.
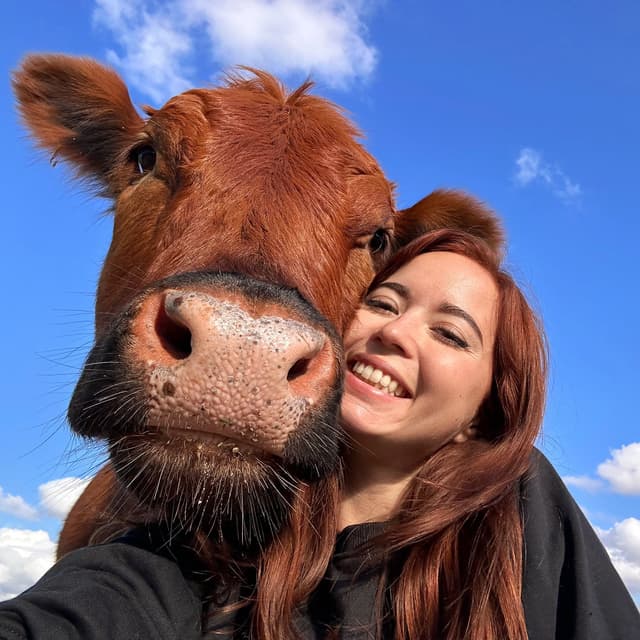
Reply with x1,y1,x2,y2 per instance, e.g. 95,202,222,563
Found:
376,315,416,356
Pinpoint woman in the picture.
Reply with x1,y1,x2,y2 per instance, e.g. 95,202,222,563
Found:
2,230,637,640
243,229,638,640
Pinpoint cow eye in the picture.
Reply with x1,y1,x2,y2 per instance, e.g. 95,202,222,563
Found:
369,228,390,254
133,146,156,174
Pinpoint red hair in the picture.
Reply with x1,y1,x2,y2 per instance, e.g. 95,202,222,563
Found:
218,229,547,639
371,229,547,639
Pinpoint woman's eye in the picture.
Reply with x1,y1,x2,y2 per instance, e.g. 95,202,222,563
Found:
434,327,469,349
132,145,156,174
364,298,397,314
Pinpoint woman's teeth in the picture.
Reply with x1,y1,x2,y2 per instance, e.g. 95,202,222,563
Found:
351,361,408,397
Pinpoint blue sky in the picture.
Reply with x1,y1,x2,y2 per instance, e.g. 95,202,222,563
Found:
1,0,638,600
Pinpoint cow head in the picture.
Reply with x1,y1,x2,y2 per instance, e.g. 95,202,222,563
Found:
14,55,503,553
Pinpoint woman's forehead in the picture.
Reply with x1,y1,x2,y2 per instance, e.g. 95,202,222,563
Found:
387,252,493,292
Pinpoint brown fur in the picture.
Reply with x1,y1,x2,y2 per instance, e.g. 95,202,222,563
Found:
395,189,504,257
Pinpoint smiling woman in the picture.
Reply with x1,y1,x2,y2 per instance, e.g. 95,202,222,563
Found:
251,228,545,638
246,229,639,640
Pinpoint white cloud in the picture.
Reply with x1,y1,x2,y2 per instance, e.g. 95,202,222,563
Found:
558,443,640,601
0,486,38,520
514,147,581,202
562,475,604,492
598,443,640,495
561,442,640,496
0,477,90,524
0,477,90,601
93,0,379,102
185,0,377,87
596,518,640,599
0,528,56,600
515,147,548,185
38,477,91,520
94,0,193,103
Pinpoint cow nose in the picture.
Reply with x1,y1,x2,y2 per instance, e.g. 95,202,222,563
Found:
156,290,326,391
132,286,338,455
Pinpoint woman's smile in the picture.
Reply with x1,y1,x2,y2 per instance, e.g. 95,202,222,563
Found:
347,355,411,398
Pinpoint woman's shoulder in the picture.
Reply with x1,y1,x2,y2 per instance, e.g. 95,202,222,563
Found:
520,447,639,640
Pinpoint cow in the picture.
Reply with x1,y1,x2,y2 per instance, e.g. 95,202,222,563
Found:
13,55,503,559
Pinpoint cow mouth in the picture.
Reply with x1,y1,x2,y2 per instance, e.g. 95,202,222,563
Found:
147,425,267,456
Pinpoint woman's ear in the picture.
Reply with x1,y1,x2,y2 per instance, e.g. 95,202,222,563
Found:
453,424,479,444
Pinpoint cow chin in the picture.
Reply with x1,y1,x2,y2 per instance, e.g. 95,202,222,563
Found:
108,434,295,551
106,386,342,552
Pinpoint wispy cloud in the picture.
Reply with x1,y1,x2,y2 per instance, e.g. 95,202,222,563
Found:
0,528,56,600
596,518,640,601
0,486,38,520
598,443,640,496
563,475,605,492
514,147,581,203
38,477,91,520
93,0,379,102
94,0,193,102
560,442,640,496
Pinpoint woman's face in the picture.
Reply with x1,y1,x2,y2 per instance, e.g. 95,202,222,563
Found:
341,251,499,468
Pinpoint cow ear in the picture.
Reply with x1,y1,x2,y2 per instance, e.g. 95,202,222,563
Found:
12,55,144,197
394,189,505,256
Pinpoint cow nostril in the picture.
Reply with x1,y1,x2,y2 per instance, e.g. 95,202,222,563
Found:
155,303,192,360
287,357,311,382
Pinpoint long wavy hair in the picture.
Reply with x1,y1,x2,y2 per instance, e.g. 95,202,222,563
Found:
220,229,547,639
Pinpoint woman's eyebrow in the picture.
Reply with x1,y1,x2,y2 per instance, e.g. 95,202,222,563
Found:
439,302,484,345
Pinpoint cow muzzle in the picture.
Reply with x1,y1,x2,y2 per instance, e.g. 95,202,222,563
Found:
69,272,343,481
